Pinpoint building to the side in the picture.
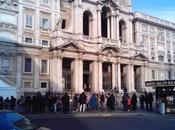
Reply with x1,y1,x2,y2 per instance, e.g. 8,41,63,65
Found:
1,0,175,97
0,0,60,97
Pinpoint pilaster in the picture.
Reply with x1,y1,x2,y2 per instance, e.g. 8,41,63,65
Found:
18,4,23,43
135,21,140,45
35,10,40,45
16,54,22,96
34,56,40,90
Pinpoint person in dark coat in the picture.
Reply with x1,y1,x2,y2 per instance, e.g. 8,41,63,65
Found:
61,92,70,113
131,92,137,110
79,92,87,112
72,94,79,111
0,96,4,110
122,92,128,111
139,93,145,110
106,93,111,110
10,96,16,110
100,92,105,111
144,91,149,111
25,95,31,113
148,92,154,111
4,97,10,109
109,93,115,111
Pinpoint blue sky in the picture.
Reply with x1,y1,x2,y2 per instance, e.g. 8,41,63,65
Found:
132,0,175,23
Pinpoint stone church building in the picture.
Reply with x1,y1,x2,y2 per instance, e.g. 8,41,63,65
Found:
0,0,175,97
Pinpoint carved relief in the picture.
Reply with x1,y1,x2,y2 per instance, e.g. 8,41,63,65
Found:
0,0,18,11
133,53,148,61
140,35,148,46
166,31,171,39
100,46,121,57
157,28,165,43
149,27,155,35
59,42,86,52
172,32,175,39
141,24,148,33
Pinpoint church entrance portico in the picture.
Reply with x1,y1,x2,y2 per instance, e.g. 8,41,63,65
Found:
134,65,142,92
120,64,127,91
62,58,74,92
83,60,93,92
102,62,112,91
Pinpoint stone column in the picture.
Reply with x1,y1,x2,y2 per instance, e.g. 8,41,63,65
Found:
125,23,129,44
107,16,111,39
112,63,117,89
73,1,79,34
112,15,116,40
16,54,22,97
34,56,40,91
97,5,102,37
111,16,115,39
74,58,83,93
116,14,120,46
129,17,133,43
92,61,98,92
127,64,134,92
78,58,83,93
50,53,63,93
141,64,148,91
56,57,63,92
117,63,122,92
98,60,103,92
50,58,56,91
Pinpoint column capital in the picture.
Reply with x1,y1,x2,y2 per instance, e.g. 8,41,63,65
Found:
98,55,103,62
57,50,63,59
114,10,120,16
117,57,121,63
96,4,102,11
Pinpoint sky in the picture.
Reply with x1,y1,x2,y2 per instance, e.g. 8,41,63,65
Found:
132,0,175,23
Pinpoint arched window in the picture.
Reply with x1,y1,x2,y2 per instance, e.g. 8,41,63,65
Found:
101,6,111,38
119,20,126,42
83,11,93,36
158,55,164,62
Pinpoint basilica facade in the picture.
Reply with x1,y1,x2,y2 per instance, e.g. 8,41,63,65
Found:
1,0,175,97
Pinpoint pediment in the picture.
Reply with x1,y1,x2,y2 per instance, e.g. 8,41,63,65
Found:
100,0,119,9
133,53,149,61
57,42,86,52
100,45,121,57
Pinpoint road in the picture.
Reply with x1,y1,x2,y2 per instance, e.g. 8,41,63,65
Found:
29,113,175,130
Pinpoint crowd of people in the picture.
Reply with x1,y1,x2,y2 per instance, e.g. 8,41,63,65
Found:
121,90,154,112
0,90,154,113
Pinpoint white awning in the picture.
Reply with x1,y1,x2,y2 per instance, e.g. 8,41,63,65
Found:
0,79,16,99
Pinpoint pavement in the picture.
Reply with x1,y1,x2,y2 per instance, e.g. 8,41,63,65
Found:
25,109,175,120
